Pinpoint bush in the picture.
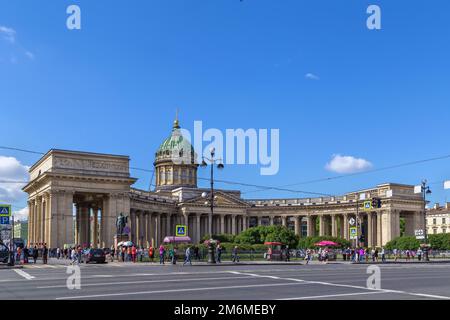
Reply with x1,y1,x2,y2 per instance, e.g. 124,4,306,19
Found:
429,233,450,250
387,234,450,250
234,225,299,248
297,236,351,249
385,236,420,250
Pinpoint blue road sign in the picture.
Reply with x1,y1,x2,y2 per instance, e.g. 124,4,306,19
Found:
0,205,11,217
0,216,10,225
176,225,187,237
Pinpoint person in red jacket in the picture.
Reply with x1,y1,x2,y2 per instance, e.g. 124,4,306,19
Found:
131,245,137,263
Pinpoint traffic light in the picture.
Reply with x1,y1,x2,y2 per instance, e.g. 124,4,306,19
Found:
371,197,382,209
359,234,365,243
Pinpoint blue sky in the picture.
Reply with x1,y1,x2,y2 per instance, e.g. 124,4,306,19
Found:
1,0,449,215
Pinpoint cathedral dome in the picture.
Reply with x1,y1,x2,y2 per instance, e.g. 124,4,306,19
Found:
154,117,198,190
155,119,196,165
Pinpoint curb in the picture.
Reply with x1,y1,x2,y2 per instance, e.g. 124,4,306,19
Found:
351,261,450,265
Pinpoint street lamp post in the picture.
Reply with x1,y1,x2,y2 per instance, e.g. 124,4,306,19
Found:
200,147,224,264
421,180,432,262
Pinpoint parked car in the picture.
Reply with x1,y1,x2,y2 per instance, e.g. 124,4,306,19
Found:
0,243,9,263
82,248,106,264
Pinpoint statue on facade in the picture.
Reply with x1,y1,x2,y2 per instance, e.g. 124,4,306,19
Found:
116,212,128,236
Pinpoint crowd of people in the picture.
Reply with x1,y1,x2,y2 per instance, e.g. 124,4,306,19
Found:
301,247,428,264
12,244,48,264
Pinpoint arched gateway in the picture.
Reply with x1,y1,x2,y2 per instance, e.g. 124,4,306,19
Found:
23,119,427,249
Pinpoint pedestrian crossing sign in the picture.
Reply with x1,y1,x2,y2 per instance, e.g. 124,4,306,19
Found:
0,205,11,217
350,227,358,240
363,201,372,211
176,225,187,237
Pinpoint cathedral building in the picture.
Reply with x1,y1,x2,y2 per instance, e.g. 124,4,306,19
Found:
23,118,426,249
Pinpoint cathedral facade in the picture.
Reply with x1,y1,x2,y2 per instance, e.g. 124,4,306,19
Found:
23,119,426,249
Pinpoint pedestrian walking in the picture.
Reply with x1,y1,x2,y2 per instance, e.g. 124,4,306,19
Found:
305,249,311,264
159,245,165,264
149,246,154,262
42,244,48,264
183,247,192,266
232,246,240,263
32,246,38,264
131,245,137,263
216,244,222,263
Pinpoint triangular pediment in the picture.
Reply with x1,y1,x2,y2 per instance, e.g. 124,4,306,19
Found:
182,191,250,208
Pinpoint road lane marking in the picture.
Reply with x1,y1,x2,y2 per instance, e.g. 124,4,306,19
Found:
56,282,307,300
229,271,450,300
38,276,255,289
14,269,35,280
278,291,385,300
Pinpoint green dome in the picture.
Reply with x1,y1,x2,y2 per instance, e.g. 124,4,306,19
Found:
155,122,196,164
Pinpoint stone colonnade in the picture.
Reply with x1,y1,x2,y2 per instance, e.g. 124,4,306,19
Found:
128,210,249,248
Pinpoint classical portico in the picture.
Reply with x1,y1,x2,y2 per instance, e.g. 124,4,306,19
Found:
23,150,135,248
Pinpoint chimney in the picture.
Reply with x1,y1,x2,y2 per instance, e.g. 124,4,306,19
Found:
434,203,440,210
446,202,450,210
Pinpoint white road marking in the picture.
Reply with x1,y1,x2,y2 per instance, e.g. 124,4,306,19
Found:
56,282,307,300
14,269,35,280
279,291,385,300
229,271,450,300
38,276,254,289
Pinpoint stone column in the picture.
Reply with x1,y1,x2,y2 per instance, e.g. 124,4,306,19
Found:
377,211,383,247
331,215,337,237
43,194,50,246
62,191,74,246
144,212,149,247
35,196,42,244
28,200,34,246
79,206,88,246
92,206,99,248
148,213,155,248
307,215,314,237
282,216,287,227
269,216,274,226
367,212,373,248
231,215,237,235
196,213,201,243
220,215,225,234
155,213,161,247
130,210,136,244
343,214,349,240
34,198,40,245
166,213,172,239
319,215,325,236
294,216,301,236
257,216,262,226
39,195,47,243
242,215,248,231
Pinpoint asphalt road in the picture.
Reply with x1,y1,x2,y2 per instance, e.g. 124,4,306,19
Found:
1,260,450,300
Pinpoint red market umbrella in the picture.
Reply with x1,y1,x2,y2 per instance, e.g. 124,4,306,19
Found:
315,241,339,247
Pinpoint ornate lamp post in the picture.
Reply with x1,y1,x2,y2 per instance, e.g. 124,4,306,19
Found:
200,147,224,264
421,180,432,262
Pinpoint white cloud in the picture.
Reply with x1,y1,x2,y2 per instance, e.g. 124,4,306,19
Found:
305,73,320,80
0,156,29,204
0,25,16,43
25,51,34,60
325,154,373,174
13,206,28,222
